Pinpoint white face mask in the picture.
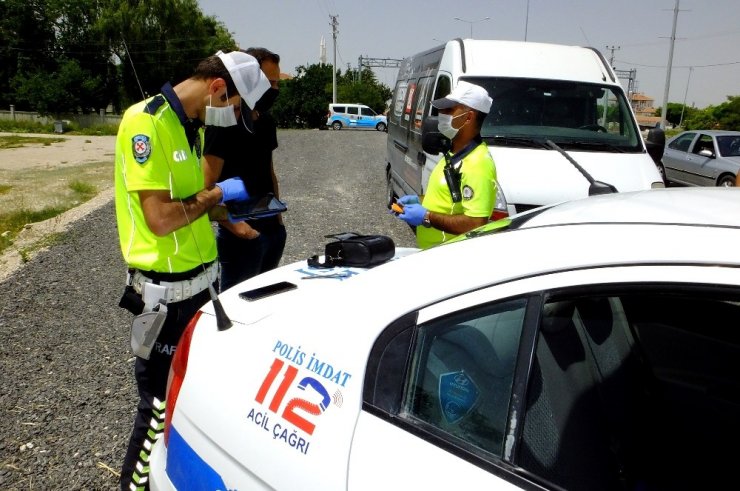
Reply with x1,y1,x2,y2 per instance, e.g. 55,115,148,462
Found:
205,94,237,127
438,111,470,140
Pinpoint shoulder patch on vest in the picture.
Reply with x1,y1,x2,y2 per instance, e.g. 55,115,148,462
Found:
132,134,151,164
462,185,474,200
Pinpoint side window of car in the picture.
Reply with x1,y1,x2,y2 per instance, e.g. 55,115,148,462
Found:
692,134,715,155
668,132,695,152
360,107,375,117
347,106,359,117
518,289,740,491
403,298,527,457
333,106,345,115
430,75,451,116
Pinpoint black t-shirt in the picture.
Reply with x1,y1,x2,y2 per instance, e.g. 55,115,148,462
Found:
204,114,280,230
204,114,278,199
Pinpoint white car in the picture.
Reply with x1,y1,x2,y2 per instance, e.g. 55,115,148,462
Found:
150,188,740,491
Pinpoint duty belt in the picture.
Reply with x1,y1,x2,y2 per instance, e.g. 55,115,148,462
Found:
130,262,219,303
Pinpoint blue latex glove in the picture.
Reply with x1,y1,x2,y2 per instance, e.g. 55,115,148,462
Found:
398,194,420,205
398,203,427,227
215,177,249,203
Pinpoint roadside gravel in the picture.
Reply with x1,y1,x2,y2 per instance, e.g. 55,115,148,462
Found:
0,129,415,490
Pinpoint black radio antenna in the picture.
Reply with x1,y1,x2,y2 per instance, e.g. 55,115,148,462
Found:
121,35,232,330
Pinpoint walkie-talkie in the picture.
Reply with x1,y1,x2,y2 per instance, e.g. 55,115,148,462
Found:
443,154,463,203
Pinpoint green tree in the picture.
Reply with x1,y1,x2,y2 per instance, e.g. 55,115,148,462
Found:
98,0,236,108
272,63,333,128
337,67,392,115
714,96,740,131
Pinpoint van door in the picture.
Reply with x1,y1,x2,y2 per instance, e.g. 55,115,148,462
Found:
360,106,376,128
346,105,360,127
420,73,452,191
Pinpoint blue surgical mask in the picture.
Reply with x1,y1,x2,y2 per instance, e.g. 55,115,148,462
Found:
205,94,237,127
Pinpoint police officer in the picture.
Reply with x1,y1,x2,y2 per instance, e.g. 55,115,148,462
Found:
204,47,286,292
114,51,269,490
395,81,497,249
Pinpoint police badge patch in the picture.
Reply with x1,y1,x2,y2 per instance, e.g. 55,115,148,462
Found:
132,134,151,164
462,185,474,200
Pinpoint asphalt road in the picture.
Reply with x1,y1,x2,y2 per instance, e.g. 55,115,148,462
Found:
0,128,415,490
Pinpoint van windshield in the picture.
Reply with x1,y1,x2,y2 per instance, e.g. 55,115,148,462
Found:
462,77,642,153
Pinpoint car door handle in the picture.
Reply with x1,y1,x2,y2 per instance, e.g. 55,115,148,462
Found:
394,140,408,153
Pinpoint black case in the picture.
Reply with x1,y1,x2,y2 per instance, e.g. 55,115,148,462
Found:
308,232,395,268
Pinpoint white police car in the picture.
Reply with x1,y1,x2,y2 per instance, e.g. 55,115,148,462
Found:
150,188,740,490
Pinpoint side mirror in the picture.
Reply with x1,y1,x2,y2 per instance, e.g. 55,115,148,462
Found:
421,117,451,155
698,149,715,158
589,180,618,196
645,127,665,165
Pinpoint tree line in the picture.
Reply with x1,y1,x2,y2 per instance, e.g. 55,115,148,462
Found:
0,0,391,128
660,98,740,131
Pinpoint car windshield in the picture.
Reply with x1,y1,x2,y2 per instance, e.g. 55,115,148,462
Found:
462,76,642,153
717,135,740,157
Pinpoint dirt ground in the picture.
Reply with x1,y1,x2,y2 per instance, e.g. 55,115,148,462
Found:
0,133,116,282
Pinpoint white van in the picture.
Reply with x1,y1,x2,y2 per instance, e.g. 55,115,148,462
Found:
327,103,388,131
386,39,665,217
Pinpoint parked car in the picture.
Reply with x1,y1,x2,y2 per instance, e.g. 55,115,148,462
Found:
660,130,740,186
150,188,740,491
326,103,387,131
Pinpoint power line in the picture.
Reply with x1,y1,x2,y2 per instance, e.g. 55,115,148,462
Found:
617,58,740,69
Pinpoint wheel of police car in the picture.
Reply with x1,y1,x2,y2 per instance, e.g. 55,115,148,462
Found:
332,121,342,130
376,122,387,132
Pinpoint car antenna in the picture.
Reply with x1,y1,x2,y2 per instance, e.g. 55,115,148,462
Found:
122,35,232,330
544,139,618,196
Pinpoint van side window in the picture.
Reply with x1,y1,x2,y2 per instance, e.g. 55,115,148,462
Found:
413,77,434,131
347,106,359,116
391,81,408,124
361,107,375,117
333,106,346,114
431,76,451,116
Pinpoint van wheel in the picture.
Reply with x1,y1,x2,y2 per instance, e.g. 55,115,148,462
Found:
332,121,342,130
376,122,387,132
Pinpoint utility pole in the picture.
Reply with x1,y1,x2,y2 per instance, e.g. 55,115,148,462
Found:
605,45,620,69
660,0,681,129
679,66,693,128
603,46,620,123
330,15,339,103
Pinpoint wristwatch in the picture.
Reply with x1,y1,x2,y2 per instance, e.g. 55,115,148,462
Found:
422,211,432,228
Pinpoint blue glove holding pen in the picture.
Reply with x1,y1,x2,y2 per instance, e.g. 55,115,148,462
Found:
216,177,249,203
398,203,428,227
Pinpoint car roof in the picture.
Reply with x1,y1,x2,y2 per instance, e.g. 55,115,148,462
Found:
509,187,740,229
672,130,740,138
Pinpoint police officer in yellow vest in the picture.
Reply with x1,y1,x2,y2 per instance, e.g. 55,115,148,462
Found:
395,81,497,249
114,51,269,491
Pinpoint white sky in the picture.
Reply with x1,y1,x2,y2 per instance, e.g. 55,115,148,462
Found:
198,0,740,109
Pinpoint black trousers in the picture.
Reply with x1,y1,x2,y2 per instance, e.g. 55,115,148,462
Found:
120,286,212,491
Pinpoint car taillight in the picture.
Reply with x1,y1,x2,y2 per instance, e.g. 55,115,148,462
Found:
164,309,203,446
490,180,509,221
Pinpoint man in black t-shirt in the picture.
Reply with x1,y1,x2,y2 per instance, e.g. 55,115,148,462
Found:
204,47,286,292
